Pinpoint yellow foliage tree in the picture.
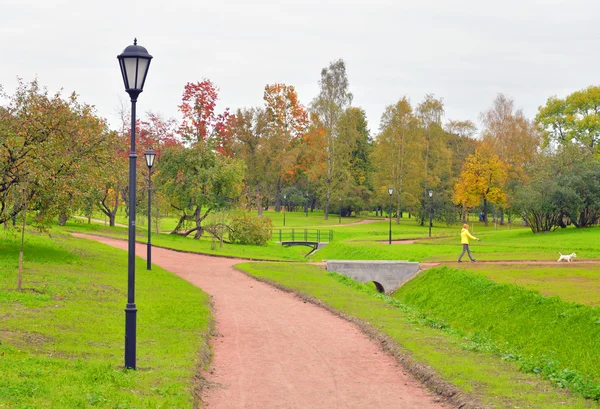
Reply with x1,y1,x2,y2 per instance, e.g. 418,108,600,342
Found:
453,147,508,225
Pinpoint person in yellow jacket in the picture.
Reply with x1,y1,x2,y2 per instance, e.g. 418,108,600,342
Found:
458,223,480,262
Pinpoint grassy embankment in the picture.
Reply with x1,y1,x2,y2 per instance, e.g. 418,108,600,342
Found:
237,262,600,408
0,230,212,409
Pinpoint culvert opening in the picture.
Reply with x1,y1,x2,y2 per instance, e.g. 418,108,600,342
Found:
372,281,385,293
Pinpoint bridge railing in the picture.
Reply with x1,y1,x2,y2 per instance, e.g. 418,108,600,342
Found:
275,229,333,243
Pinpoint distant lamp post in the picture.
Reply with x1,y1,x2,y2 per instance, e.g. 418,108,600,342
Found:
339,197,342,224
283,194,287,227
117,38,153,370
305,192,308,217
388,187,393,244
428,190,433,238
144,149,156,270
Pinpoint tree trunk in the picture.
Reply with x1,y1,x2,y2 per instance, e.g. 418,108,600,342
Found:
483,198,489,226
256,186,263,217
58,212,68,226
171,214,188,234
194,206,203,239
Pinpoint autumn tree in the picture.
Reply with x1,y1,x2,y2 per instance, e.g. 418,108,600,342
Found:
0,79,110,227
229,107,270,215
296,112,328,212
481,95,540,181
444,119,478,176
536,86,600,153
262,83,308,210
179,80,232,155
416,95,451,225
310,59,353,219
479,94,540,223
453,147,508,226
372,97,423,221
444,119,479,222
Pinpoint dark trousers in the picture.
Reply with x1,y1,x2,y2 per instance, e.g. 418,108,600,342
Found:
458,244,474,261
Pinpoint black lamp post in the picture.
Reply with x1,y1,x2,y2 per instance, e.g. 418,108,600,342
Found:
283,194,286,227
144,149,156,270
428,190,433,238
388,187,393,244
117,38,152,370
305,192,308,217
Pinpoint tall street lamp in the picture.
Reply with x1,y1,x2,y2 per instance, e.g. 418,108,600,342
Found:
144,149,156,270
117,38,152,370
283,194,286,227
428,190,433,238
388,187,393,244
339,197,342,224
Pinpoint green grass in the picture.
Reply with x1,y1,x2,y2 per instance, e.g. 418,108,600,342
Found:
237,262,598,408
394,267,600,400
0,230,212,408
63,220,309,262
456,263,600,306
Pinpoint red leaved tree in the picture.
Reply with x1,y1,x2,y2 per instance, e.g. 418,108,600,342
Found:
178,80,232,155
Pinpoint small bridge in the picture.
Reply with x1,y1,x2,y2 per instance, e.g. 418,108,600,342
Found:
276,229,333,257
326,260,420,294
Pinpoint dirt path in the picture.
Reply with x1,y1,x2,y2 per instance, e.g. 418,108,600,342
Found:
73,215,127,228
335,218,383,227
73,233,445,409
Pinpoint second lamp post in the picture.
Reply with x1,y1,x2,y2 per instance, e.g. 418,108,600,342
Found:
145,149,156,270
283,194,286,227
388,187,393,244
428,190,433,238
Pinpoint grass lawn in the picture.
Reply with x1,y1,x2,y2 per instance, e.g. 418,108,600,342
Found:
0,230,212,409
236,262,599,408
456,262,600,306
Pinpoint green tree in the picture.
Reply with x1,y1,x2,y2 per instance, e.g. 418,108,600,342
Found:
157,142,245,238
536,86,600,153
310,59,353,219
372,97,423,221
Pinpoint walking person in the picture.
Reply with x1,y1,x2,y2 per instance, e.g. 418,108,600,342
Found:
458,223,480,262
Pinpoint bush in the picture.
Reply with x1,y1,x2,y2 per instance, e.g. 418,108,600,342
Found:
228,212,272,246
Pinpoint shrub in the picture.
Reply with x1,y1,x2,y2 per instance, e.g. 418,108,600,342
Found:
228,212,272,246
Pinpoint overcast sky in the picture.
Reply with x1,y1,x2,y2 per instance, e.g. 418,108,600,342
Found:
1,0,598,135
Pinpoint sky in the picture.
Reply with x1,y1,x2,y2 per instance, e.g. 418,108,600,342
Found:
1,0,599,135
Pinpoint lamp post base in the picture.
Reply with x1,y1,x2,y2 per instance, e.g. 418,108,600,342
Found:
124,303,137,369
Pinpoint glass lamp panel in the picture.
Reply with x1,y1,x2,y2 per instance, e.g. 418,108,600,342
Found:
145,151,156,167
119,59,129,89
135,58,150,89
124,58,138,90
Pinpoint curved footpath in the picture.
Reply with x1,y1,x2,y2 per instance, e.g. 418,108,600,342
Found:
73,234,446,409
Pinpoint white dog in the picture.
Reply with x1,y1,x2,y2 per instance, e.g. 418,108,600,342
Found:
557,252,577,262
